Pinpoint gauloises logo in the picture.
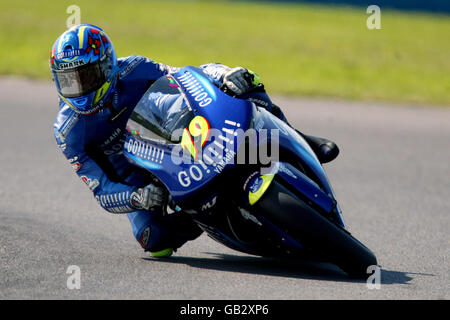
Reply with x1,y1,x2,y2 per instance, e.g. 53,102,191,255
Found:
125,138,165,164
175,71,216,107
55,49,84,60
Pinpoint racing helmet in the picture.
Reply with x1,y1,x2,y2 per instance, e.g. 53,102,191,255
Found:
50,24,117,114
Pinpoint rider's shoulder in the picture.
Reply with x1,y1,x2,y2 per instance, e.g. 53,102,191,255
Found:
54,102,83,140
117,55,163,80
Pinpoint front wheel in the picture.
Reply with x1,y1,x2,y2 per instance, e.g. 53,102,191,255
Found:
255,180,378,278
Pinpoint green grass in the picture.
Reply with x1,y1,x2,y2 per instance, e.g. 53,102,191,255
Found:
0,0,449,105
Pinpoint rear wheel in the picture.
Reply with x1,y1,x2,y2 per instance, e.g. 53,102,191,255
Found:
255,180,377,278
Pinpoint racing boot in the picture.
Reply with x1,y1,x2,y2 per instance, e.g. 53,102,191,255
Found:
304,135,339,164
296,131,339,164
150,248,173,258
146,213,203,258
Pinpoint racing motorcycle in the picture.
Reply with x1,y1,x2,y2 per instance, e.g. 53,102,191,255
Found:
123,66,377,278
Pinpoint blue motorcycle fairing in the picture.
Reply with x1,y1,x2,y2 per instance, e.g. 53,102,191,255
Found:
256,214,304,251
171,67,254,133
250,161,344,227
194,219,262,256
124,66,255,202
123,65,348,256
274,162,335,213
256,108,340,194
124,66,344,224
248,108,345,226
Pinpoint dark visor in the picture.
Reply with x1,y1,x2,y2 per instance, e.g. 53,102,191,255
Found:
53,60,106,98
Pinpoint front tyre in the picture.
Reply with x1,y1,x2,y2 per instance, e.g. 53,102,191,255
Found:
255,180,378,278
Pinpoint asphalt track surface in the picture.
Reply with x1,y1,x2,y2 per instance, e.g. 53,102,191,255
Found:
0,77,449,300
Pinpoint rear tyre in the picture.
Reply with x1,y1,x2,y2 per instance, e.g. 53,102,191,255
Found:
255,180,377,278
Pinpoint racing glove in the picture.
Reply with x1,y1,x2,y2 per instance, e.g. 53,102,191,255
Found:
130,184,166,211
223,67,260,96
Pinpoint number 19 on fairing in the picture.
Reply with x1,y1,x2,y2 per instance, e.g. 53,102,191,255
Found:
180,115,210,160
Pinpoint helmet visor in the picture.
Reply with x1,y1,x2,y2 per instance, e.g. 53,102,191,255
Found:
53,60,106,98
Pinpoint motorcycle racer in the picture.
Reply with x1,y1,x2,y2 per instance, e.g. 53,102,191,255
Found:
51,24,338,257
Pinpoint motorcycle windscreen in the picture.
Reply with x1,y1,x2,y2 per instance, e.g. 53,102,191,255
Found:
127,75,195,144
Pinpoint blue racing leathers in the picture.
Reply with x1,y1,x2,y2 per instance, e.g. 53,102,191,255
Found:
53,56,279,251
